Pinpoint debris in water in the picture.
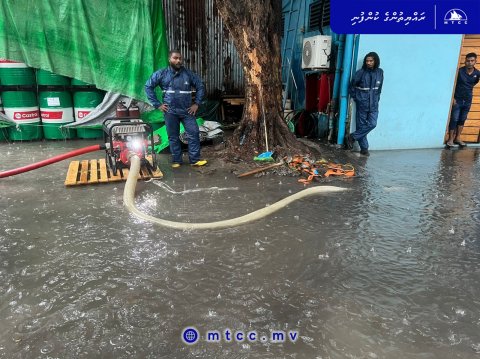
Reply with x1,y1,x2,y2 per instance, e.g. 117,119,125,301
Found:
471,343,480,353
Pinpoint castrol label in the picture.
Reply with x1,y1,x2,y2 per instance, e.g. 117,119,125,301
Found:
74,107,92,121
40,107,74,124
0,59,28,68
4,107,40,123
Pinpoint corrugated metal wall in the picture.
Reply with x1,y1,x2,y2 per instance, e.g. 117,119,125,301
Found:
161,0,244,98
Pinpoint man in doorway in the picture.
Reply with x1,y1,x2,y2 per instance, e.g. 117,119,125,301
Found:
345,52,384,156
145,50,207,167
445,52,480,149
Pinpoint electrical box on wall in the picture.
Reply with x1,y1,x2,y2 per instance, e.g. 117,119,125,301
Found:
301,35,332,70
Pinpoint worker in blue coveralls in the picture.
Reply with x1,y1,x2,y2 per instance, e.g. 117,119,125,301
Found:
445,52,480,149
345,52,384,156
145,50,207,167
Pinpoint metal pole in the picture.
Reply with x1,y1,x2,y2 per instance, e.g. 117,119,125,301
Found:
336,34,355,145
259,84,269,152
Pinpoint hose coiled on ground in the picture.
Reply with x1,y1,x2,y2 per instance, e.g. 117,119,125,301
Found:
124,155,347,230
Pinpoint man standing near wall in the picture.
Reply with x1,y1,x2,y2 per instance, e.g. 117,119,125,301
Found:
445,52,480,149
345,52,383,156
145,50,207,167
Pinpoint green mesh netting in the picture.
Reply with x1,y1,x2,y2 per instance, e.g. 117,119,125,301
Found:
0,0,169,101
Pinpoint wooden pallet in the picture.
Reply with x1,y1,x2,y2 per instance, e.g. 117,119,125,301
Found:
64,158,163,186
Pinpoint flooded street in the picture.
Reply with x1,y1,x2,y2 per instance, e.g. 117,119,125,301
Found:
1,140,479,358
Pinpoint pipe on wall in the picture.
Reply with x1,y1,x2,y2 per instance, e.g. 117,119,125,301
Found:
328,34,345,140
336,34,355,145
331,34,345,103
351,34,361,75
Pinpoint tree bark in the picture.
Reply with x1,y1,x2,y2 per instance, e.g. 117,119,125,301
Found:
215,0,303,158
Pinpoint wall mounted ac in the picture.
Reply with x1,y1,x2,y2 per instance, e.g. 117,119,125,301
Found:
301,35,332,70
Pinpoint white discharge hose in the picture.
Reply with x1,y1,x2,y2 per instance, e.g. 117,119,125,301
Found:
124,155,348,230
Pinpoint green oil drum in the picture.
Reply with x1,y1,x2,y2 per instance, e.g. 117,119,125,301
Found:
2,91,42,141
0,59,41,141
72,78,104,139
0,96,6,141
71,78,91,86
0,128,8,141
0,59,35,85
36,69,70,86
39,91,76,139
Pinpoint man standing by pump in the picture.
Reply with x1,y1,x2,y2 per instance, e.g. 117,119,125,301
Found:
145,50,207,167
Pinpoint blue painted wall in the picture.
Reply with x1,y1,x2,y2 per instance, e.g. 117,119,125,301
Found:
352,35,462,150
281,1,463,150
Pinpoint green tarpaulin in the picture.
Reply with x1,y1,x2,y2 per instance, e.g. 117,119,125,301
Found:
0,0,169,101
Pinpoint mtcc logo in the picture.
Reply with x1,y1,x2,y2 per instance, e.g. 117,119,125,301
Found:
444,9,468,25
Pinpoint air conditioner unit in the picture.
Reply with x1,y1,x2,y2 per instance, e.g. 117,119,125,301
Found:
301,35,332,70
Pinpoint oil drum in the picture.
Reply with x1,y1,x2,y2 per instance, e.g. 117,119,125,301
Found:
0,59,42,141
71,78,105,139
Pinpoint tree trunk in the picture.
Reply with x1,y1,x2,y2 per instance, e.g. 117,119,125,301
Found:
215,0,303,158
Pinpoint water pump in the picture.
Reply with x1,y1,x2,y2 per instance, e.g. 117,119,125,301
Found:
102,118,157,175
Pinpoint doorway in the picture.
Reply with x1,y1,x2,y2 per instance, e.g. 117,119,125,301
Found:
448,35,480,144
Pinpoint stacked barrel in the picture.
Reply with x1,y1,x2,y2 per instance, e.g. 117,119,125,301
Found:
71,78,104,139
37,69,76,139
0,94,6,140
0,59,42,141
0,97,5,141
0,57,106,142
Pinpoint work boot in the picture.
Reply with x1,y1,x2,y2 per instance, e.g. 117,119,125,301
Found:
360,149,370,156
191,160,208,167
345,134,355,150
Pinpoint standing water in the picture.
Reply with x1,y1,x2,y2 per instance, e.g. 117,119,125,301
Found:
1,141,479,358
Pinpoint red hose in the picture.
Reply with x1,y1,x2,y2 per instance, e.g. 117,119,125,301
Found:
0,144,105,178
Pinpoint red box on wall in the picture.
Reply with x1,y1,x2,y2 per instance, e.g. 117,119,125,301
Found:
305,73,334,113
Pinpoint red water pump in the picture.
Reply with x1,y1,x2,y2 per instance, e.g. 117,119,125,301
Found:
102,118,157,175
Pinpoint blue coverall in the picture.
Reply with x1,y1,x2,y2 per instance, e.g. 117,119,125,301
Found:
349,68,383,151
145,66,205,164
